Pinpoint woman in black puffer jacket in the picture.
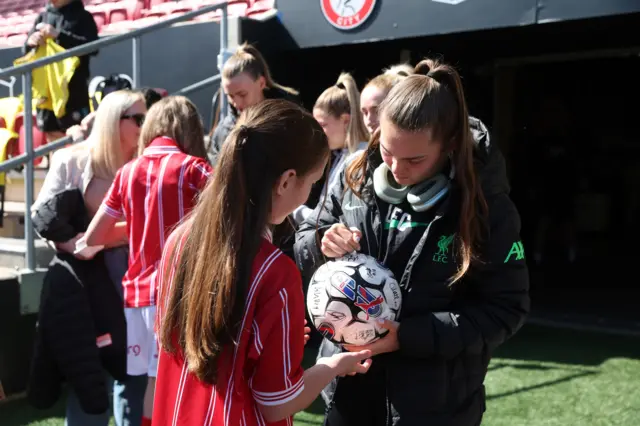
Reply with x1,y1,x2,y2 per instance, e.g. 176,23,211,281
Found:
294,59,530,426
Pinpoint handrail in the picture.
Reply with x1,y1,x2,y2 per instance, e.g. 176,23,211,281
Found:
0,2,232,272
0,74,16,97
0,73,224,174
0,2,228,80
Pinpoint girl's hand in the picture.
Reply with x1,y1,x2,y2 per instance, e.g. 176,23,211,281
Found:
343,319,400,357
304,320,311,346
321,224,362,258
54,233,84,255
317,349,372,377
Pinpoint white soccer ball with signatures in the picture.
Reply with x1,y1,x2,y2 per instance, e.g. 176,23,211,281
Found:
306,253,402,346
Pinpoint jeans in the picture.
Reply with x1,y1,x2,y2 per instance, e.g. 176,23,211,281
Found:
64,376,112,426
113,374,147,426
105,247,147,425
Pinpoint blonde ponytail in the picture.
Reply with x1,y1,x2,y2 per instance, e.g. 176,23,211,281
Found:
314,72,369,153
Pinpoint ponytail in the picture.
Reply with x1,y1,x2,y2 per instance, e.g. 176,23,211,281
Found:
160,100,328,384
315,72,369,153
348,58,487,285
161,123,258,384
223,42,299,96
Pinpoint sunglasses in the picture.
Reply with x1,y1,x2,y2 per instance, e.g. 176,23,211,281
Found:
121,113,145,127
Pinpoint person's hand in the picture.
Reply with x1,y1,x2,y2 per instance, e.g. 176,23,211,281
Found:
80,111,96,132
304,319,311,346
66,125,86,142
54,233,85,256
318,349,372,377
343,319,400,357
321,224,362,258
26,31,44,47
38,24,59,39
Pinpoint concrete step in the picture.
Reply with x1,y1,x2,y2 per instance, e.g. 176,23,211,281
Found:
4,169,47,204
0,201,29,239
0,237,54,270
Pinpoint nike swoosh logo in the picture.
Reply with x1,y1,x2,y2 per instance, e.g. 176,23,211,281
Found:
344,203,363,211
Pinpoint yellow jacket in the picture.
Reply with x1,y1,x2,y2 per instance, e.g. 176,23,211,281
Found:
13,39,80,118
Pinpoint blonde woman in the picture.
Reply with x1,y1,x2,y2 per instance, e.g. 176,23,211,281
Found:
360,63,414,135
29,90,147,426
292,73,369,226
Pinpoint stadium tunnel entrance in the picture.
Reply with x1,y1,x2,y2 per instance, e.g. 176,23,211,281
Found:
244,9,640,328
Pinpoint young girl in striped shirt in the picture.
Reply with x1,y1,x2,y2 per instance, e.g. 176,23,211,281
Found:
153,99,372,426
84,95,212,426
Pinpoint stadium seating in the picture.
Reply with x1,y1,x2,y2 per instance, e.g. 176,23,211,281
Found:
0,0,274,47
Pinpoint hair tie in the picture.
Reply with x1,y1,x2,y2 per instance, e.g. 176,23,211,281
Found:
238,125,250,146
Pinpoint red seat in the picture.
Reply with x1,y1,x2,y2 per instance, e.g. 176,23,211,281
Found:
11,112,24,134
6,33,26,45
148,0,167,8
246,0,275,18
85,5,109,28
8,113,44,166
106,0,144,22
143,1,194,17
100,20,135,34
14,22,31,33
93,13,107,30
131,16,162,27
227,1,249,16
18,121,47,167
19,14,38,24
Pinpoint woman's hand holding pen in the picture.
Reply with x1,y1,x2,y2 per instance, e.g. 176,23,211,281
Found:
321,224,362,258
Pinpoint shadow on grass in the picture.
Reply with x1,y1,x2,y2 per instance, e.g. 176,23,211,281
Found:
0,393,66,426
494,324,640,367
487,370,598,400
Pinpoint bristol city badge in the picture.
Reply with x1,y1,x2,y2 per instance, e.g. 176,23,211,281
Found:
321,0,377,30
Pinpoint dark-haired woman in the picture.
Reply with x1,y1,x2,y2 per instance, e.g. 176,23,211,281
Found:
294,59,530,426
152,99,373,426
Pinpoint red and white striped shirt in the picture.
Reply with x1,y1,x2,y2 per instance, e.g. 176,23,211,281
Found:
153,229,306,426
102,137,212,308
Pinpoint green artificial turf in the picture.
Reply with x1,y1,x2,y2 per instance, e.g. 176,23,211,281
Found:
2,325,639,425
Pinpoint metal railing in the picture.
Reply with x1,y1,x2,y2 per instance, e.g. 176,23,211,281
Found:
0,73,16,98
0,2,232,271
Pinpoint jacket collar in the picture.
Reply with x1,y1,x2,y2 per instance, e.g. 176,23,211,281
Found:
142,137,182,156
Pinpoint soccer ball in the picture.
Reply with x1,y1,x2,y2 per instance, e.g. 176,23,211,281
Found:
306,252,402,346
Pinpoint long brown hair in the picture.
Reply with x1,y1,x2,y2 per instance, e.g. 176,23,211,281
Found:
139,95,207,159
160,99,328,384
314,72,369,153
346,58,487,284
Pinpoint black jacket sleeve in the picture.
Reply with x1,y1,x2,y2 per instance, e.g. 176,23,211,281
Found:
57,10,99,54
294,169,345,286
209,113,237,165
38,256,110,414
397,193,530,359
32,188,89,243
23,13,44,54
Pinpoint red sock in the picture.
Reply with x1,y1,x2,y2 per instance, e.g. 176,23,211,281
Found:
141,417,152,426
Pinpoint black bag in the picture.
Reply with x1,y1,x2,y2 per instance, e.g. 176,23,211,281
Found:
88,74,134,112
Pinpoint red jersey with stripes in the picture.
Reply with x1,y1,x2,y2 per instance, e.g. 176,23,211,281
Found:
153,229,306,426
102,137,212,308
